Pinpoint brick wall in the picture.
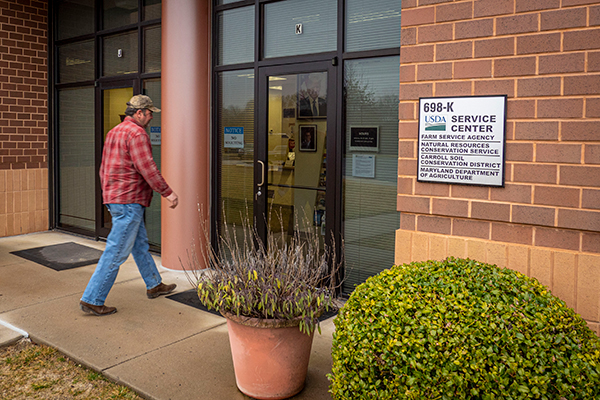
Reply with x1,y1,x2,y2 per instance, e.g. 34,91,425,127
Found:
397,0,600,334
0,0,48,236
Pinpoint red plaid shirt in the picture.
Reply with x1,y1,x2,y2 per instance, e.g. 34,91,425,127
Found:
100,116,172,207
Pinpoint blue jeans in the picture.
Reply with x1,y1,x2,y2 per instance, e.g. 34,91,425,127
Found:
81,204,162,306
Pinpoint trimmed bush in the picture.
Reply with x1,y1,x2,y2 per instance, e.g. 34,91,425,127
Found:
329,258,600,399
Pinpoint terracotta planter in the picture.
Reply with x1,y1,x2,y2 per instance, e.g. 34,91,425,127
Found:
223,312,315,400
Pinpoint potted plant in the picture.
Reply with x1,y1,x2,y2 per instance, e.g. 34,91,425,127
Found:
183,209,341,400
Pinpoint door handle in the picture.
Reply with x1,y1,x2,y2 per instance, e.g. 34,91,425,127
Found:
256,160,265,199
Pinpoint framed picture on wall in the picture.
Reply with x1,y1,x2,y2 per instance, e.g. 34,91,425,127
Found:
297,72,327,119
299,125,317,152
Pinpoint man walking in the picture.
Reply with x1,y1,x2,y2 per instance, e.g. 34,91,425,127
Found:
80,95,179,316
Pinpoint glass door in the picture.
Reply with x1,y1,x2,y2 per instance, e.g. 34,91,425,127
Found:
256,62,338,249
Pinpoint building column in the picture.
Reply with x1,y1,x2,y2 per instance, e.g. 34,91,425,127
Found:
161,0,210,270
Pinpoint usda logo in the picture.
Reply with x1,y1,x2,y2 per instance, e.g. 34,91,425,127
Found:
424,115,446,131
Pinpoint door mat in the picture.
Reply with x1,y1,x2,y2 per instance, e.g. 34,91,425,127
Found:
10,242,103,271
167,289,338,322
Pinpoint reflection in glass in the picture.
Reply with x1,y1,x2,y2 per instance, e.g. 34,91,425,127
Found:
58,40,95,84
218,70,255,229
144,79,162,246
217,6,254,66
57,0,95,40
58,87,95,230
267,73,327,247
103,31,138,76
144,26,161,73
343,56,400,293
264,0,337,59
345,0,401,52
103,0,138,30
144,0,161,20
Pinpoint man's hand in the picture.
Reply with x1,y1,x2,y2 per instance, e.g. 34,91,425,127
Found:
166,192,179,209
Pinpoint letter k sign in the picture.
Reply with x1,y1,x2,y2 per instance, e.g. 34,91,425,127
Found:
295,23,303,35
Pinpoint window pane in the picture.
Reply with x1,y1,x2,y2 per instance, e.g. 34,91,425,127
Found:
58,87,96,231
144,25,161,73
217,6,254,66
216,0,239,5
57,0,95,40
58,40,95,84
144,0,161,20
103,0,139,30
218,70,255,227
345,0,401,52
144,79,162,246
264,0,337,59
343,56,400,294
103,31,138,76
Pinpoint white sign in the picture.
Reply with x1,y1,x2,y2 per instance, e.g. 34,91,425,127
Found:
417,96,506,187
150,126,161,145
224,127,244,149
352,154,375,178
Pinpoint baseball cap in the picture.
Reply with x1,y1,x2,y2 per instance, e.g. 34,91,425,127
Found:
127,94,161,112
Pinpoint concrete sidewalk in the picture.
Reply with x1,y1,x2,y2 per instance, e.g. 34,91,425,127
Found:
0,231,335,400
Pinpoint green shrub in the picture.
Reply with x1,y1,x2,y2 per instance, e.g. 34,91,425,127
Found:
329,258,600,399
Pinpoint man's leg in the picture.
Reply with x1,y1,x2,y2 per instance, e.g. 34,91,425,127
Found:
81,204,144,306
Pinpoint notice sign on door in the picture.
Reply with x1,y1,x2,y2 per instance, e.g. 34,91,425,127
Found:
417,95,507,187
224,127,244,149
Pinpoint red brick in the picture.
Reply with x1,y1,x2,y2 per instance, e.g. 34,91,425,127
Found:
563,0,600,6
399,122,417,139
417,62,452,81
514,121,558,141
591,5,600,26
415,181,450,197
454,60,492,79
534,185,580,208
418,0,453,5
507,99,535,118
402,27,416,46
397,195,430,213
451,184,489,200
506,142,534,162
432,198,469,217
417,215,452,234
474,0,514,18
400,45,434,63
513,205,555,226
400,83,433,101
400,213,416,230
536,143,582,164
452,218,490,239
587,99,600,118
516,0,559,12
535,227,580,251
560,166,600,187
585,145,600,165
517,33,561,55
497,14,538,36
399,158,418,175
418,23,453,44
538,53,585,75
564,75,600,96
401,6,435,27
399,102,415,120
538,99,584,119
492,222,533,245
562,121,600,141
541,7,587,31
516,77,561,97
582,232,600,254
436,2,472,23
435,81,472,96
495,57,536,77
455,18,494,40
474,37,514,58
436,41,472,61
558,209,600,231
474,79,515,97
564,29,600,51
471,201,511,221
514,164,557,184
400,65,416,83
398,176,413,194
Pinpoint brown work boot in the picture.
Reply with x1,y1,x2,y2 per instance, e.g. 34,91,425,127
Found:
79,301,117,316
147,282,177,299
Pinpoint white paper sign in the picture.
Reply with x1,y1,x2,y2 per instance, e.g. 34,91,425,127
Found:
417,96,506,187
150,126,161,145
224,127,244,149
352,154,375,178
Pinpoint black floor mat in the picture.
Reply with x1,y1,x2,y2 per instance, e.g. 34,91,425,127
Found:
167,289,338,322
10,242,103,271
